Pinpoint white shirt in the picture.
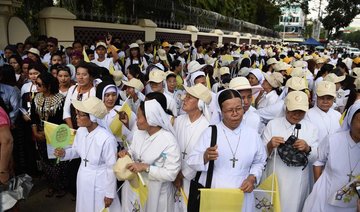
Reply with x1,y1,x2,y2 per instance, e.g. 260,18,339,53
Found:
124,57,148,74
262,117,318,212
63,85,96,120
256,90,279,110
91,57,113,70
305,106,341,143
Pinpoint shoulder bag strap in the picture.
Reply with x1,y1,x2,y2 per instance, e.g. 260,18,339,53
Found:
205,125,217,188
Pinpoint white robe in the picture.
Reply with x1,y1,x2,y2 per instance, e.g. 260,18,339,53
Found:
121,129,181,212
173,114,210,211
304,106,341,143
262,117,319,212
63,126,121,212
187,122,267,212
256,90,279,110
303,131,360,212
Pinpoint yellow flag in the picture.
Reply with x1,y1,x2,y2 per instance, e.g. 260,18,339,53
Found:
199,189,244,212
340,109,347,125
129,174,149,208
83,47,90,62
153,47,157,59
206,74,211,90
44,121,76,146
254,173,281,212
109,102,132,142
259,60,263,70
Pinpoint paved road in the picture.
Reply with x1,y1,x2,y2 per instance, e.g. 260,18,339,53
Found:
19,177,76,212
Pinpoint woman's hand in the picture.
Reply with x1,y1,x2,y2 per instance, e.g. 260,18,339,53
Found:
268,136,285,148
203,144,218,164
118,111,129,128
104,196,113,208
54,148,65,158
118,150,129,158
34,131,45,141
126,162,149,173
173,171,184,189
293,139,310,152
240,175,256,193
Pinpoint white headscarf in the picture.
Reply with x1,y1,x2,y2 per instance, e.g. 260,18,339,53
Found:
341,102,360,131
144,99,175,134
249,68,264,85
197,99,211,122
186,71,206,87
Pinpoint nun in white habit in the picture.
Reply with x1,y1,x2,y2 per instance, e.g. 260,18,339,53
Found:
187,89,267,212
54,97,121,212
173,83,212,211
119,99,181,212
303,102,360,212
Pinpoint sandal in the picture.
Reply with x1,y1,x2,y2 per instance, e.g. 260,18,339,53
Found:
45,188,55,198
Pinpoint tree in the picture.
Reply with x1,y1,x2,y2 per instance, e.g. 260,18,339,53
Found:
321,0,360,40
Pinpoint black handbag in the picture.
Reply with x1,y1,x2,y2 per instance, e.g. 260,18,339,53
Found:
277,124,309,170
187,125,217,212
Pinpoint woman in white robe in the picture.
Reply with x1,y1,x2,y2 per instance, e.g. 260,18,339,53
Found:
187,89,267,212
303,102,360,212
119,99,181,212
262,91,318,212
305,81,341,143
173,84,212,211
255,72,283,110
54,97,121,212
95,81,137,146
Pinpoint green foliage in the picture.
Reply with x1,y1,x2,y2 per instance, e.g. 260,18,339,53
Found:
304,23,313,39
321,0,360,39
343,30,360,47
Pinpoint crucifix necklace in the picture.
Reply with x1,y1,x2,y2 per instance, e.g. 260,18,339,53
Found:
83,134,94,167
223,128,241,168
347,144,360,182
181,118,202,160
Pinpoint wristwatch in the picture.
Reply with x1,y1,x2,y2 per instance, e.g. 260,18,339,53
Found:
145,166,150,173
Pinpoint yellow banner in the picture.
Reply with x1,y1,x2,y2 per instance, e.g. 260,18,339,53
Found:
199,189,244,212
110,102,132,142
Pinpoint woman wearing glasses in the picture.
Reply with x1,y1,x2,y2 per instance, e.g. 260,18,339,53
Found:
187,89,267,211
30,72,68,198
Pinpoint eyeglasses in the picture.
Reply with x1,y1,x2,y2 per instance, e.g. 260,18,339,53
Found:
223,107,243,114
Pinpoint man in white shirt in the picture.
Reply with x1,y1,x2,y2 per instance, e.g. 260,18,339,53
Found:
42,37,59,65
91,35,119,71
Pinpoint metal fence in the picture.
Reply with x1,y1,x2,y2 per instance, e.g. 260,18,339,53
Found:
68,0,279,38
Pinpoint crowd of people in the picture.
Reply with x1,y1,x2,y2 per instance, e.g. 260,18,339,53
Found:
0,33,360,212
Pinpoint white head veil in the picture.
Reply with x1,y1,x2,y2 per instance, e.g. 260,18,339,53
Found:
144,99,175,134
341,102,360,131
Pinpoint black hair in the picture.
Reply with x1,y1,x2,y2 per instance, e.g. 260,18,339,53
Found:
240,58,251,69
76,61,99,79
85,49,94,55
8,55,23,68
145,92,173,116
170,60,181,71
337,62,350,75
28,62,47,73
0,65,17,86
72,40,82,47
315,64,334,80
56,65,72,76
95,81,117,100
196,58,205,65
37,72,59,94
50,51,63,62
194,40,202,48
218,89,242,110
127,64,145,84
